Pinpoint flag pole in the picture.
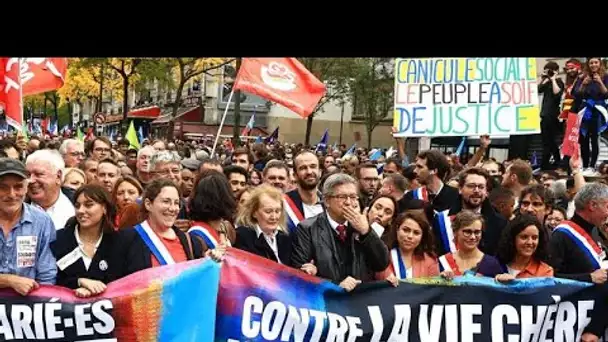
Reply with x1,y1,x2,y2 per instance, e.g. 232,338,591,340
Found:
18,58,24,134
211,89,234,158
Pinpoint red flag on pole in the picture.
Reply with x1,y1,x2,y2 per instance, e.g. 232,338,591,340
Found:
0,58,24,129
233,58,326,118
21,58,68,96
0,58,67,130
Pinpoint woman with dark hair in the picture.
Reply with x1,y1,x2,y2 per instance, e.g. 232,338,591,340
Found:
366,195,397,238
187,170,237,250
249,169,262,186
50,184,119,297
572,57,608,173
440,211,503,279
112,176,144,228
377,211,439,284
118,179,204,277
495,214,553,282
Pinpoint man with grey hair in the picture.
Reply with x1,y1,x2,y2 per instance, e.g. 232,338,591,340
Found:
150,150,182,187
549,182,608,284
59,139,85,168
135,145,156,186
25,149,75,230
291,173,389,292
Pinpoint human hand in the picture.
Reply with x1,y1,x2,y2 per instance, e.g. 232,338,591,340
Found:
590,268,607,284
495,273,515,283
480,135,491,148
440,270,455,281
206,247,226,262
75,287,93,298
343,206,370,235
300,260,317,276
386,274,399,287
583,75,592,85
593,73,602,84
339,276,361,292
10,275,39,296
78,278,106,295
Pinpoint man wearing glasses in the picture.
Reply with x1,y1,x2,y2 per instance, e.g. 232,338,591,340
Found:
432,167,507,257
59,139,86,168
88,137,112,161
291,173,389,292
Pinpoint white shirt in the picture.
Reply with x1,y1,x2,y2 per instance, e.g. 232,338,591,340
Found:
32,191,75,230
74,227,103,270
303,202,324,218
255,225,281,264
507,266,522,277
567,200,575,219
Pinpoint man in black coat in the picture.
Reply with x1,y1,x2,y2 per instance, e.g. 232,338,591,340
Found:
400,149,459,213
291,173,389,291
432,167,507,256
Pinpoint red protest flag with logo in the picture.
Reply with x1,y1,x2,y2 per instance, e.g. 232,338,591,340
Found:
0,58,24,128
233,58,326,118
20,58,68,96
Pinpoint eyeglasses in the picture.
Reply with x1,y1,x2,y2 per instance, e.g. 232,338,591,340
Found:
461,229,482,237
330,194,359,202
69,151,86,157
464,183,486,191
94,147,112,153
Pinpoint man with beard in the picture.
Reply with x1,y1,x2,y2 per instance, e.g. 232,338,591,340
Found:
355,163,380,209
284,151,323,233
401,149,459,213
432,167,507,256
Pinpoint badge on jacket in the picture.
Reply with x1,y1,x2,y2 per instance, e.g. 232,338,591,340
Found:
99,260,108,271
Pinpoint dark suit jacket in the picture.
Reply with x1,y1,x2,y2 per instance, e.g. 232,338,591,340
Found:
50,217,120,289
117,224,204,278
234,226,292,266
291,213,390,283
432,196,507,256
402,184,459,213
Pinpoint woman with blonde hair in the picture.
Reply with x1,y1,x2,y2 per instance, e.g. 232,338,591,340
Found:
234,184,316,275
63,168,86,191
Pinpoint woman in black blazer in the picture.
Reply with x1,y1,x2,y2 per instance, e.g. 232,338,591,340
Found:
50,184,119,297
118,179,204,277
234,184,315,274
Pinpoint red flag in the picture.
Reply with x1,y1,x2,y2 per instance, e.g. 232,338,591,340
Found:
233,58,326,118
20,58,67,96
561,112,581,156
0,58,24,128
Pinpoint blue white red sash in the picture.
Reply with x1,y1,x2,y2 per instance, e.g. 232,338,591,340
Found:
390,248,410,279
435,210,457,253
134,220,175,266
554,221,603,270
412,187,428,201
188,222,220,249
284,194,305,234
438,253,461,275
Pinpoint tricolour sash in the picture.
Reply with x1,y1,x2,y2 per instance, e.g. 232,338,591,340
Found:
438,253,461,275
284,194,305,234
188,222,220,249
554,221,602,270
134,220,175,266
435,210,457,254
412,187,428,202
390,248,410,279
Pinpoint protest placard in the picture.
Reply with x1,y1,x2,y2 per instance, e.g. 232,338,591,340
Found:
393,58,541,137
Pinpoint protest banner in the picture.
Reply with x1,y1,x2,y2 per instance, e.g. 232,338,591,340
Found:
0,258,220,341
1,248,607,341
393,58,541,138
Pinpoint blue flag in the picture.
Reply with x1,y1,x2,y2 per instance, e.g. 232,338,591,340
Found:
369,149,383,161
315,129,329,153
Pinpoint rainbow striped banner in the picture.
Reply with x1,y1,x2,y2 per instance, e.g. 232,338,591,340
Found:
0,258,220,341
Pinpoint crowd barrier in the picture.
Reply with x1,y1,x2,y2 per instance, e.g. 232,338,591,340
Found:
1,248,607,342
